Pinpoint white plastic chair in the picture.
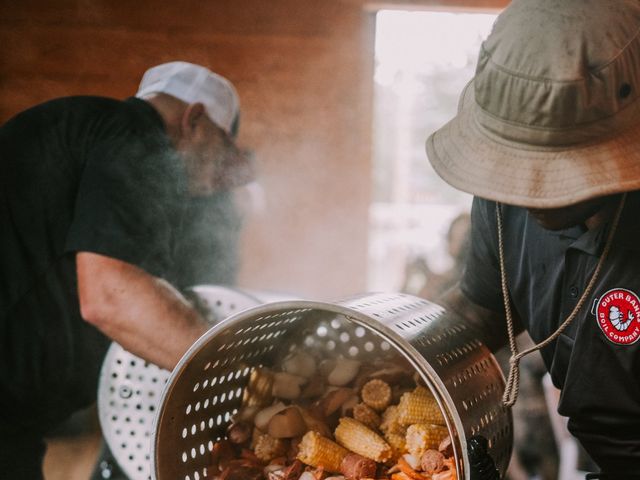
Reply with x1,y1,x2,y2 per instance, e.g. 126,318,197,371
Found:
541,373,589,480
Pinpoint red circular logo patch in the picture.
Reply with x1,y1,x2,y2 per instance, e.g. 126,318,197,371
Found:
595,288,640,345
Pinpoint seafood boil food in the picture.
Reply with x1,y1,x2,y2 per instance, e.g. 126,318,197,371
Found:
206,350,457,480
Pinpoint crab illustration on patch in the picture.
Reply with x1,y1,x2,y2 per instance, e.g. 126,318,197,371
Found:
594,288,640,345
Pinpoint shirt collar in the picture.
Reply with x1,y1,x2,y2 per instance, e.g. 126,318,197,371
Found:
565,192,640,255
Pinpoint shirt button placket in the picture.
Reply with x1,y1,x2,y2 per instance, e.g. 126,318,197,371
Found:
561,249,584,337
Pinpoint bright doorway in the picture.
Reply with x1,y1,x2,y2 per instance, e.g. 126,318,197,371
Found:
368,9,497,295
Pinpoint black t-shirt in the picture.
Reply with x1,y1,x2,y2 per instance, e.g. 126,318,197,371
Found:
462,194,640,471
0,96,188,434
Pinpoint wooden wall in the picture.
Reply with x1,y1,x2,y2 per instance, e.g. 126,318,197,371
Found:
0,0,508,301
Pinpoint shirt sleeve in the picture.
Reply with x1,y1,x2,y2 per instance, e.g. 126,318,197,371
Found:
460,197,504,312
65,124,185,279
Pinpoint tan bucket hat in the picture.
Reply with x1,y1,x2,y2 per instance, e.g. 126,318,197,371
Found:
426,0,640,208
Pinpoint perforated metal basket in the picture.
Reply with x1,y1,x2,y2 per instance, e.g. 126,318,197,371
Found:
97,285,263,480
152,292,513,480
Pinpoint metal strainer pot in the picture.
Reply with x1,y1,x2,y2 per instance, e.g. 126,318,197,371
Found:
152,292,513,480
97,285,262,480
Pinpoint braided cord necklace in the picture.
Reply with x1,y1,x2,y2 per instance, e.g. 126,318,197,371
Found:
497,194,627,408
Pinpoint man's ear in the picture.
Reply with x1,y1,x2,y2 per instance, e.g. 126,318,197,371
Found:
180,102,206,138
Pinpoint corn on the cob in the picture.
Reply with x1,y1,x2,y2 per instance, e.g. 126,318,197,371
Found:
397,386,445,426
380,405,404,436
384,432,407,461
352,402,381,430
254,432,288,462
297,430,348,473
334,417,392,463
361,379,392,412
405,424,449,458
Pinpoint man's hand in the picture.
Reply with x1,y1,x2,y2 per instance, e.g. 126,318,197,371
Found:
438,283,520,353
76,252,210,370
468,436,500,480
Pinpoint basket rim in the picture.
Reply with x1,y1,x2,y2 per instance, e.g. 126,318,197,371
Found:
151,295,507,480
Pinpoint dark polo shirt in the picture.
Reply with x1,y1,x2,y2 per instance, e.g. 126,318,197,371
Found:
461,193,640,472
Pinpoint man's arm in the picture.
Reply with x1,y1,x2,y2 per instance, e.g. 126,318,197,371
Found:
76,251,210,371
438,283,522,353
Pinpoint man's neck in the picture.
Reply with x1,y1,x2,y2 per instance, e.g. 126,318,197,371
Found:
141,94,186,146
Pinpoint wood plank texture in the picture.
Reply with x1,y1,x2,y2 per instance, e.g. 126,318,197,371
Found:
0,0,506,300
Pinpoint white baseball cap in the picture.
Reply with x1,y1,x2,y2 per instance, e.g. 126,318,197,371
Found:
136,61,240,136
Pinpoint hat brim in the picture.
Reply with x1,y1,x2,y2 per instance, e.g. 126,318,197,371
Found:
426,80,640,208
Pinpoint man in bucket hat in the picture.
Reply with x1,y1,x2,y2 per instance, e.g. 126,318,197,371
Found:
427,0,640,474
0,61,253,478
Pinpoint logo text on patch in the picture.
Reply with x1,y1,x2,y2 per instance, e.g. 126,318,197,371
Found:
595,288,640,345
